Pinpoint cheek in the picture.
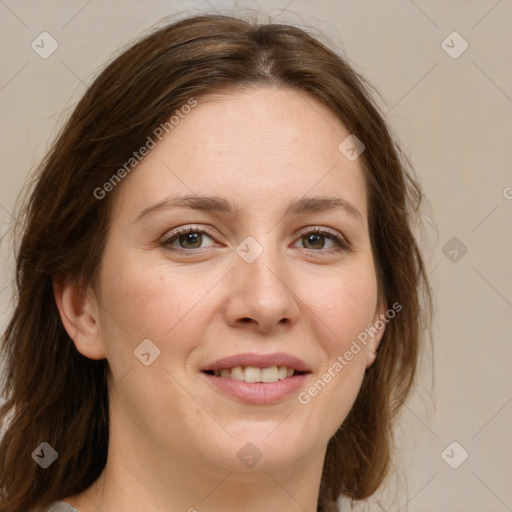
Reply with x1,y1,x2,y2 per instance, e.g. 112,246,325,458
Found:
305,262,379,348
95,248,225,361
296,263,378,420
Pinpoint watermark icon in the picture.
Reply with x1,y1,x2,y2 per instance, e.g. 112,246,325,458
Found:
503,186,512,200
441,441,469,469
338,134,365,161
298,302,402,405
134,338,161,366
32,441,58,468
31,31,59,59
441,31,469,59
237,442,262,468
442,236,468,263
236,236,264,263
93,97,198,200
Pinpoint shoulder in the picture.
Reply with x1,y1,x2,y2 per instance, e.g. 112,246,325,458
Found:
46,501,79,512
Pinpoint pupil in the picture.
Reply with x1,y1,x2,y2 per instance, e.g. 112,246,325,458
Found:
180,232,201,248
306,234,323,249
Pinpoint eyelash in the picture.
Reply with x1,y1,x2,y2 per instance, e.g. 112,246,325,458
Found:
160,225,351,254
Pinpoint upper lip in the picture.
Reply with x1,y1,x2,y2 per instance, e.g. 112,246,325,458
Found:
201,352,311,373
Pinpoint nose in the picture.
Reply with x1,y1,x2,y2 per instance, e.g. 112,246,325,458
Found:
223,244,300,334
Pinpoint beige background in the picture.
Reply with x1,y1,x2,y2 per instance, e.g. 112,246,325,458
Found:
1,1,511,511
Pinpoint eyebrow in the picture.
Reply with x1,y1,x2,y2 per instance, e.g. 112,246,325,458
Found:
133,194,363,224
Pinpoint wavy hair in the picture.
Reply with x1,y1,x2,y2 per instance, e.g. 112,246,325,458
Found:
0,13,433,512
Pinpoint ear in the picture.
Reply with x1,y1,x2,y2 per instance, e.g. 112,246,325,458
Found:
366,296,388,369
53,275,106,360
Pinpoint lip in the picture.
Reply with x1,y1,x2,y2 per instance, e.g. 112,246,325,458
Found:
201,352,310,373
202,371,311,405
200,352,312,405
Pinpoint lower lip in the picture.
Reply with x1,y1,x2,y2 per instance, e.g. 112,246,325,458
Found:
201,372,311,404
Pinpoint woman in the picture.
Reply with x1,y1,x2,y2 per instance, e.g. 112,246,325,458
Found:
0,12,432,512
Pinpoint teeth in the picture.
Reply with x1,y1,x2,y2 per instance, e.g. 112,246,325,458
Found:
231,367,244,381
212,365,297,382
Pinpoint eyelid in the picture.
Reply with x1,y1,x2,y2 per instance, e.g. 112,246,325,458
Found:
295,226,352,251
160,224,219,249
160,224,351,252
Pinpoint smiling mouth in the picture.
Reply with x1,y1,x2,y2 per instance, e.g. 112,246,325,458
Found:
202,366,307,383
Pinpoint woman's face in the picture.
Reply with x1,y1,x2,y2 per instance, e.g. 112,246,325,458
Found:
87,87,385,474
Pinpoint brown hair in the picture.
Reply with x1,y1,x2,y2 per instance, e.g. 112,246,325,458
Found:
0,12,432,512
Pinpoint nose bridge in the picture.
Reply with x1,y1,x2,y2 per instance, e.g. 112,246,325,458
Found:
237,232,287,294
245,244,282,289
224,231,300,331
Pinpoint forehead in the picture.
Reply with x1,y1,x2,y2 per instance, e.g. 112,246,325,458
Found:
111,86,368,225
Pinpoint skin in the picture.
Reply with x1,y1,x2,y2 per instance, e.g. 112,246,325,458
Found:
54,86,386,512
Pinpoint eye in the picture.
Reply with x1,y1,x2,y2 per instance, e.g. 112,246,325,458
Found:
160,226,217,251
160,225,351,254
293,227,351,252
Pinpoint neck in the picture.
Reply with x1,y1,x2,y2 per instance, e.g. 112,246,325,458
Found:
66,416,328,512
69,453,325,512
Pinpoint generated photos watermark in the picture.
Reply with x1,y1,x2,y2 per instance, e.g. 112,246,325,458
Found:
297,301,402,405
93,97,198,200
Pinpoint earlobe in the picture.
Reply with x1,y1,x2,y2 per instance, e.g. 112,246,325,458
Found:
52,275,106,360
366,298,388,369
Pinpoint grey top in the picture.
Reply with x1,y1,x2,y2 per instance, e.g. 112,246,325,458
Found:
47,501,79,512
46,498,342,511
